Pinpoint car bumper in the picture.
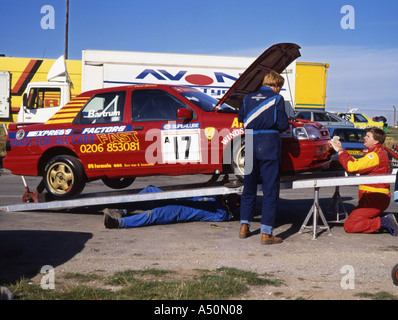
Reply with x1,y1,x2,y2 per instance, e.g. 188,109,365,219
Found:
282,140,331,172
3,155,40,176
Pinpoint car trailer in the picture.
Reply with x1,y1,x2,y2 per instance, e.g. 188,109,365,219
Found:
0,171,397,240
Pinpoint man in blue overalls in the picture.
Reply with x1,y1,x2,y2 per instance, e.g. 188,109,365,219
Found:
238,70,289,244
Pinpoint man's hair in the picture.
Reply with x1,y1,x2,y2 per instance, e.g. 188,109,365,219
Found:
262,70,285,88
368,127,386,144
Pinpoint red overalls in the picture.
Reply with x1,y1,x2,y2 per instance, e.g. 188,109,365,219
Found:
338,144,391,233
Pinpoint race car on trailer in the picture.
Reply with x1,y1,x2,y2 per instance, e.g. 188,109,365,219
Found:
3,43,332,200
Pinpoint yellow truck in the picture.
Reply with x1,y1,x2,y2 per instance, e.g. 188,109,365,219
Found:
0,56,81,124
295,62,329,110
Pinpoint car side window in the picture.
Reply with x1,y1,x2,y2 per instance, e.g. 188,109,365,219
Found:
354,114,367,122
328,114,341,122
132,89,188,121
314,112,329,122
77,91,126,125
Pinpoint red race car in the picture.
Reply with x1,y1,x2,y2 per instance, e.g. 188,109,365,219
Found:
4,43,331,199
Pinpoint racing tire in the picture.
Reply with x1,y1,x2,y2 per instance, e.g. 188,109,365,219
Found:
43,155,86,200
102,177,135,189
231,137,245,182
392,264,398,286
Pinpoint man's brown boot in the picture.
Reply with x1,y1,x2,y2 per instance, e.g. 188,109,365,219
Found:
261,234,283,245
239,223,250,239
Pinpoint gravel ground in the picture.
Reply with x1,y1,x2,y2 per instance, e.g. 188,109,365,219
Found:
1,172,398,300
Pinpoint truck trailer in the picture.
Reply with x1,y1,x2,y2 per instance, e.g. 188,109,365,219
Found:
0,49,328,124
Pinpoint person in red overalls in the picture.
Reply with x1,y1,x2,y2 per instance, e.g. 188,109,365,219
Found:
330,127,398,235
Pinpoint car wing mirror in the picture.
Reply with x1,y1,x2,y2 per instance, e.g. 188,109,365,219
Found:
177,108,193,120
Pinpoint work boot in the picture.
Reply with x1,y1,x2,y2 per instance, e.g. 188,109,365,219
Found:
103,208,125,219
381,214,398,236
261,234,283,245
104,213,120,229
239,223,250,239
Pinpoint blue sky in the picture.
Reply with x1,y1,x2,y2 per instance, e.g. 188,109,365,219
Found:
1,0,398,123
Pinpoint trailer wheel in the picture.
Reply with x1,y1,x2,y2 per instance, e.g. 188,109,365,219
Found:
102,177,135,189
43,155,86,200
231,137,245,182
392,264,398,286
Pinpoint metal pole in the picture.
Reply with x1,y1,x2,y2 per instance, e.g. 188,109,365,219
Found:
65,0,69,60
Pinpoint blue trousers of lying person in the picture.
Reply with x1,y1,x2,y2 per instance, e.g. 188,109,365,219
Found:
118,186,237,228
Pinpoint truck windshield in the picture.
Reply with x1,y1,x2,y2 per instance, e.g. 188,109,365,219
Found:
27,87,61,109
180,91,237,113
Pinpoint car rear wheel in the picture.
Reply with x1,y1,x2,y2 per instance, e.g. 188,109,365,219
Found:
231,137,245,182
102,177,135,189
43,155,86,200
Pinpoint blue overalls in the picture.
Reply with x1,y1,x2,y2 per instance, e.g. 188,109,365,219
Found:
238,86,289,235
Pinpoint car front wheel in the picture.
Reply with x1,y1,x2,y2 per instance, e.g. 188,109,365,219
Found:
231,137,245,182
43,155,86,200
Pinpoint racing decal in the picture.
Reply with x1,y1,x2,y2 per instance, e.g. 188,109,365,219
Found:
81,125,129,135
9,125,135,150
45,97,91,124
162,123,200,130
204,127,215,140
161,129,201,163
221,128,244,145
231,118,243,128
80,131,140,155
160,123,201,163
26,129,73,137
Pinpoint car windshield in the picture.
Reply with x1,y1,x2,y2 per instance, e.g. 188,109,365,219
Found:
180,91,237,113
332,128,366,143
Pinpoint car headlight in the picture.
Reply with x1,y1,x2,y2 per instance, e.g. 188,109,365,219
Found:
293,126,322,140
293,127,309,140
304,125,322,140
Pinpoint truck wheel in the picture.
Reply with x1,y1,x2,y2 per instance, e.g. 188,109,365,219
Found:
102,177,135,189
231,137,245,182
392,264,398,286
43,155,86,200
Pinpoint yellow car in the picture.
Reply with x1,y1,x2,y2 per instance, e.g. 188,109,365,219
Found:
337,112,385,131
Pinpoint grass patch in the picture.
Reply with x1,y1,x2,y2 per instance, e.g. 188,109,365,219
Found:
3,267,283,300
354,291,398,300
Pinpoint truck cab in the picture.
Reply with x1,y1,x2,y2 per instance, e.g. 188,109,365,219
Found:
17,82,70,123
16,56,72,123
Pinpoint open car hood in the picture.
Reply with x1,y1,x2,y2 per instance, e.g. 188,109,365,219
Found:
216,43,301,110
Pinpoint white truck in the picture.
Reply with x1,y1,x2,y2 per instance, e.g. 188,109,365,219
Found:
6,49,297,124
16,56,72,123
0,71,11,119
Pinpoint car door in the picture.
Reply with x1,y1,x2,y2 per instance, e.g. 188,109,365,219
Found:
71,90,128,175
128,88,201,175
